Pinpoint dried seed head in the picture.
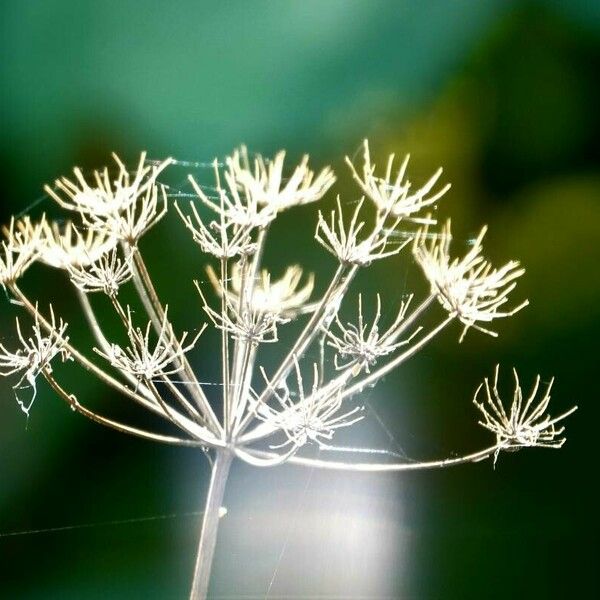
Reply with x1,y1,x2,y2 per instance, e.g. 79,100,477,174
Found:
474,366,577,453
315,196,406,266
413,220,528,341
67,248,132,297
206,262,315,318
94,307,202,381
1,216,43,287
228,146,336,213
176,198,257,259
189,159,276,229
257,360,363,450
39,220,117,269
197,280,286,345
0,307,71,415
82,181,168,246
326,294,419,373
2,215,45,252
44,154,172,246
44,153,172,216
346,139,450,223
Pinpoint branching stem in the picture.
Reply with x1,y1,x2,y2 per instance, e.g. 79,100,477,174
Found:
42,367,206,447
128,246,222,434
245,443,502,472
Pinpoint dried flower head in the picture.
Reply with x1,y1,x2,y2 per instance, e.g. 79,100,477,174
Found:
44,153,171,216
326,294,419,373
82,180,168,246
206,263,315,318
257,360,364,450
413,220,528,341
67,248,132,297
39,220,117,269
2,215,45,252
346,139,450,222
474,366,577,453
94,307,203,382
0,307,71,414
315,196,405,265
197,280,285,345
188,160,276,229
1,216,43,287
227,146,336,212
176,197,256,259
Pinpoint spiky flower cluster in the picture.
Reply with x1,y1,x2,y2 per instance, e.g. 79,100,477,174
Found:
206,263,315,318
0,308,71,415
94,308,203,383
474,366,577,452
347,140,450,223
39,220,117,269
0,141,575,472
256,360,364,450
68,248,132,296
326,294,418,373
0,217,42,287
414,221,529,341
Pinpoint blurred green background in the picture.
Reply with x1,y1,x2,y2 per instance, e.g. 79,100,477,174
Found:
1,1,598,598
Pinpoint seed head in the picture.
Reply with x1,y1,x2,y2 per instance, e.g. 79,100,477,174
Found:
94,307,203,382
346,139,450,222
82,179,168,246
413,220,528,341
474,366,577,453
44,153,171,216
176,197,257,259
0,307,71,415
206,263,315,318
197,281,285,345
1,216,43,287
188,159,276,229
257,360,363,450
315,196,405,266
67,248,133,297
326,294,419,373
39,220,117,269
227,146,336,213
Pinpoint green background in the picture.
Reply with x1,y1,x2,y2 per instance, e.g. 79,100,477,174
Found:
1,1,598,598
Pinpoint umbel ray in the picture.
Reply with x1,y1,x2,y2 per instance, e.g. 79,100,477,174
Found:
0,142,576,599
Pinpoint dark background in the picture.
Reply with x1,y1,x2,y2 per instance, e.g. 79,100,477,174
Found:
1,1,598,598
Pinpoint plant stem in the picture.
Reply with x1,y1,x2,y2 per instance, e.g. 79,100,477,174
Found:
190,449,233,600
244,443,502,472
12,283,220,445
127,245,222,434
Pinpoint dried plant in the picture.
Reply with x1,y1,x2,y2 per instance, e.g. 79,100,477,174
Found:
474,366,577,456
0,141,576,599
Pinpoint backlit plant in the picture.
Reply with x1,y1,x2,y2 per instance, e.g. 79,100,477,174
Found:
0,142,576,598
